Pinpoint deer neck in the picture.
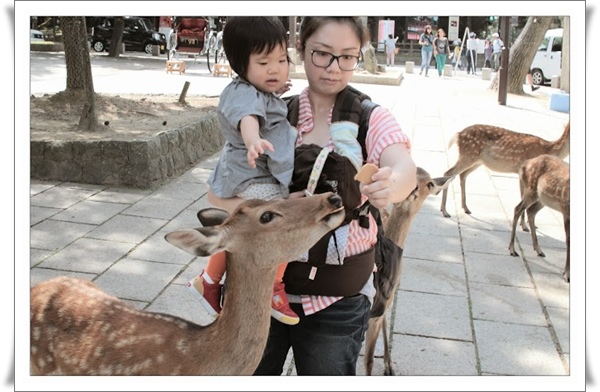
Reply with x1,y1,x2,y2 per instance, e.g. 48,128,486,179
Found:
385,206,419,248
551,124,570,159
197,252,277,375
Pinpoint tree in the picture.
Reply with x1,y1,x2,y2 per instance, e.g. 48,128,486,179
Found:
488,16,553,94
108,17,125,57
61,16,99,131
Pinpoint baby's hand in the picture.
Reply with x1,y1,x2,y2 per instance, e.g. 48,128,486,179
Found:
246,138,274,168
275,80,292,96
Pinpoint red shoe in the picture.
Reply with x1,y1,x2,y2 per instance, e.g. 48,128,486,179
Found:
187,272,223,318
271,282,300,325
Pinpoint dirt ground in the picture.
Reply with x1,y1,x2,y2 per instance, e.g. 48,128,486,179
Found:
30,90,220,141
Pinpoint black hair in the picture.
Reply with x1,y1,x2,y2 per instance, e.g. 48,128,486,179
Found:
297,17,367,54
223,17,288,80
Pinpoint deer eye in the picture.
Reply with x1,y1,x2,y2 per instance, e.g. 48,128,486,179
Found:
259,211,274,224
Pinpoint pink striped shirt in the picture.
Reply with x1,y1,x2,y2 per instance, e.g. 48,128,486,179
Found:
294,87,411,315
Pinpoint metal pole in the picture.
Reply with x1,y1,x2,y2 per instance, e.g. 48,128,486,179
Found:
497,16,510,105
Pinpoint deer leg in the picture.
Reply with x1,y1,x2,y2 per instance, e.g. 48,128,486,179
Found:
563,215,570,283
526,201,545,257
440,161,478,218
459,165,480,215
364,316,383,376
381,317,394,376
518,180,530,232
509,200,529,256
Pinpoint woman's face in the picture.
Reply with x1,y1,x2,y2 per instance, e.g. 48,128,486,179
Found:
438,29,445,37
301,21,361,98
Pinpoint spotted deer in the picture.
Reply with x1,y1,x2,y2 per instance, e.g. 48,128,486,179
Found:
440,122,570,227
508,155,570,282
30,193,345,376
364,167,453,376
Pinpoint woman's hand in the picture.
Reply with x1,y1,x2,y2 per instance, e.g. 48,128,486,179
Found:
359,166,395,209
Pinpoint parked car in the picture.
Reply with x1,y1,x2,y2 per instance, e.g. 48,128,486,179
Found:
530,28,563,85
91,16,166,54
30,29,45,42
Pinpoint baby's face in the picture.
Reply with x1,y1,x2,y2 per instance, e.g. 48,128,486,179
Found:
246,43,289,94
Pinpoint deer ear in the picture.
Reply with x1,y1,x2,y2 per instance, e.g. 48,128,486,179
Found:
165,227,226,256
197,208,230,227
428,176,454,195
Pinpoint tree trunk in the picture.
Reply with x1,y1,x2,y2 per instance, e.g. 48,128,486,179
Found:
61,16,99,132
108,17,124,57
488,16,553,94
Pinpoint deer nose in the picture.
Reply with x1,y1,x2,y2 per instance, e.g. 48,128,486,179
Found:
327,194,343,209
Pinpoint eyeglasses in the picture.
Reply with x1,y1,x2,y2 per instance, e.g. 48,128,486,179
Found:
310,50,361,71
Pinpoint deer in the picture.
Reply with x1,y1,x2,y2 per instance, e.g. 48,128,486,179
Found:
364,167,453,376
440,122,570,230
508,155,570,283
30,193,345,376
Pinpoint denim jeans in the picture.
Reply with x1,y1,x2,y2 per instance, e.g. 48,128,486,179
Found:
420,49,433,74
253,294,371,375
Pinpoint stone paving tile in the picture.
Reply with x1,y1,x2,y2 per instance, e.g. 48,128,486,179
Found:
176,165,215,184
146,283,214,327
29,185,99,209
149,180,209,201
37,237,134,274
530,271,570,310
459,226,514,256
30,248,54,267
120,195,193,220
402,231,464,263
474,319,566,375
405,208,461,238
88,187,152,204
93,257,183,302
546,306,570,354
400,257,467,297
160,208,205,233
470,281,547,326
394,290,472,341
464,251,533,288
29,269,96,287
173,255,209,286
84,214,167,244
30,205,61,226
30,219,97,251
50,200,130,225
30,180,57,196
128,229,196,265
389,334,478,376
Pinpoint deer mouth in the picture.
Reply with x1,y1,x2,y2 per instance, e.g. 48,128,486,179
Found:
323,206,345,228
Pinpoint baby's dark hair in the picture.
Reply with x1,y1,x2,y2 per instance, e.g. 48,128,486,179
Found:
223,17,288,80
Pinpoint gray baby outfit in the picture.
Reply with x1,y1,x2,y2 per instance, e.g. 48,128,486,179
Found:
208,78,296,199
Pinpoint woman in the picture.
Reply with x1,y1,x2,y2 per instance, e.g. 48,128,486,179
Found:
418,25,434,76
484,38,493,69
208,16,416,376
384,33,399,67
433,28,450,77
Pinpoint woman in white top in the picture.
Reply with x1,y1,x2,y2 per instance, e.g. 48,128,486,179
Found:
384,33,399,67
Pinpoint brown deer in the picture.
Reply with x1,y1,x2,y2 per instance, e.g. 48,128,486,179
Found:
364,167,453,376
508,155,570,282
30,193,345,376
440,122,570,227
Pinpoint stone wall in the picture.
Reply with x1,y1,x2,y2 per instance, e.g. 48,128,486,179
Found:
31,113,224,189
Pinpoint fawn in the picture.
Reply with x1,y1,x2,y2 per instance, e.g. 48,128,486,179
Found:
508,155,570,282
30,193,345,375
364,167,453,376
440,122,570,227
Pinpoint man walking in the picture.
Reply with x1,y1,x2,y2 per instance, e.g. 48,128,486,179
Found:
492,32,503,71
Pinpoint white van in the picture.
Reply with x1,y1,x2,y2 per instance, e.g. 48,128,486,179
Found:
530,28,563,85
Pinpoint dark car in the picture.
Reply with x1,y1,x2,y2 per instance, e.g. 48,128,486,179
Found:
91,16,166,54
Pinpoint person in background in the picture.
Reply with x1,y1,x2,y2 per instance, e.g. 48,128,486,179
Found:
384,33,399,67
208,16,417,375
418,25,435,76
492,32,504,71
433,28,450,77
526,69,540,92
466,32,478,75
484,38,493,69
451,39,462,70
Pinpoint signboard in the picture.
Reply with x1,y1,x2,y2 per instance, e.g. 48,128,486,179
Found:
377,20,395,52
448,16,459,41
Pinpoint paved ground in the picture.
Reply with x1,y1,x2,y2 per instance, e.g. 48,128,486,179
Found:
23,51,580,388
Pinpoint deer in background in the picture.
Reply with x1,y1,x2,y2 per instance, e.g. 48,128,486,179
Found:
30,193,345,376
364,167,453,376
508,155,570,283
440,122,570,229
